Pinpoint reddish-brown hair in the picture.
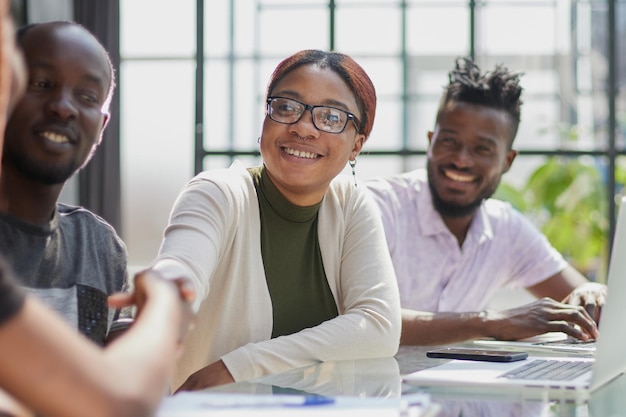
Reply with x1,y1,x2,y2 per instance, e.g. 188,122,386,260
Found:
266,50,377,140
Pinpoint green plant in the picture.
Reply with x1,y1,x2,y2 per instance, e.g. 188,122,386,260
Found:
495,156,609,280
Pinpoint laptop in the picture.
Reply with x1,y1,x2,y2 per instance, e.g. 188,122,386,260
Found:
472,332,596,355
403,196,626,398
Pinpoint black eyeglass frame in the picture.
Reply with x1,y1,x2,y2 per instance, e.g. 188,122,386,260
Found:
266,96,361,134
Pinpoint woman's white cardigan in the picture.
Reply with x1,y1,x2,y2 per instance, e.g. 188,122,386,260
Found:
152,162,401,389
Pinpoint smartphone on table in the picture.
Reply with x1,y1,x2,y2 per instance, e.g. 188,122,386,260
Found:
426,347,528,362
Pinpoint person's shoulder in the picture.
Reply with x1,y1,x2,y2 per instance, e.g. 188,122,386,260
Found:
483,197,519,214
323,176,380,226
197,160,249,178
327,174,360,200
57,203,124,241
364,169,427,210
58,202,111,225
326,175,382,212
365,168,427,193
482,197,531,227
191,160,254,192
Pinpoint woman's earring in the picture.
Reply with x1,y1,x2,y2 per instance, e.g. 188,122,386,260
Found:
349,159,357,187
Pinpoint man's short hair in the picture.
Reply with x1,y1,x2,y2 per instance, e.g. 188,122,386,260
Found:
16,21,116,113
437,57,523,146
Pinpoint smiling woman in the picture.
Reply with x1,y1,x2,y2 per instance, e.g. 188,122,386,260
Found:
259,64,364,206
145,49,401,392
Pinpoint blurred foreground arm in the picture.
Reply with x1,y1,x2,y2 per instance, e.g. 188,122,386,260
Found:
0,270,194,417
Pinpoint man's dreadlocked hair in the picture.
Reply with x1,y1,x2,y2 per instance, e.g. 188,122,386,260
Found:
437,57,524,146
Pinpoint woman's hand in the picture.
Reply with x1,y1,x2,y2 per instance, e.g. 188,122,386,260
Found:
108,270,196,344
175,360,235,392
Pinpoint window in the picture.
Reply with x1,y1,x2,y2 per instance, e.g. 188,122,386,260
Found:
121,0,626,280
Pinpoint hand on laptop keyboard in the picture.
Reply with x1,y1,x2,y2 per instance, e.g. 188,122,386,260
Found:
561,282,607,325
487,297,599,342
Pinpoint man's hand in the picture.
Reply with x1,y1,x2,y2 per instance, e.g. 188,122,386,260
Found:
175,360,235,392
561,282,607,324
108,270,196,345
486,297,599,341
0,388,33,417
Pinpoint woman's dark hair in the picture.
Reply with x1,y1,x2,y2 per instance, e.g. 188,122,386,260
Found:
266,50,377,140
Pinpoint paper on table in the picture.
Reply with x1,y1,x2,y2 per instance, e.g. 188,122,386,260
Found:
156,392,436,417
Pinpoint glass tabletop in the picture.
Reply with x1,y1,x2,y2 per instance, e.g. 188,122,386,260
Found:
201,345,626,417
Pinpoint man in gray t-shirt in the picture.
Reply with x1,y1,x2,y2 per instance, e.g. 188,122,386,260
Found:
0,204,127,345
0,22,128,345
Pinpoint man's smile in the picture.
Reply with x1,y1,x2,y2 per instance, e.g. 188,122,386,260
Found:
442,168,476,183
41,131,70,144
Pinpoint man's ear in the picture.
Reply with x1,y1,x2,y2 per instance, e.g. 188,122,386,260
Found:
427,131,434,145
97,112,110,145
101,111,110,130
502,149,518,173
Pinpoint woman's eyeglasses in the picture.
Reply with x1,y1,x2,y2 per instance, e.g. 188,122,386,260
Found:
266,96,360,134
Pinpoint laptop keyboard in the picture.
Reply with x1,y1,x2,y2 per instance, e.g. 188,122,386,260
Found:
500,359,593,381
536,339,596,348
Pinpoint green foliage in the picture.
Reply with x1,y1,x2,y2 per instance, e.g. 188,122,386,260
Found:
616,156,626,185
493,182,528,212
494,157,610,280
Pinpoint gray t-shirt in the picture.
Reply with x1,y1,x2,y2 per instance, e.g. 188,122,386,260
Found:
0,257,25,326
0,203,128,345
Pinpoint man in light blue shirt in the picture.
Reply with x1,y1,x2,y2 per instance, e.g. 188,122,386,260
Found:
367,57,606,346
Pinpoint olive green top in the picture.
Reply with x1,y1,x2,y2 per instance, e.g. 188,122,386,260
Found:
249,166,338,338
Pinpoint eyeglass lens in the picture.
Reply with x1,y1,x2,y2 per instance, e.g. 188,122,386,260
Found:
268,97,352,133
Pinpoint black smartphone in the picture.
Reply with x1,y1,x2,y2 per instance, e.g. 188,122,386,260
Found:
426,347,529,362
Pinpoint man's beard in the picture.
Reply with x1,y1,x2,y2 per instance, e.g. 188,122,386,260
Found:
7,153,78,185
427,160,496,218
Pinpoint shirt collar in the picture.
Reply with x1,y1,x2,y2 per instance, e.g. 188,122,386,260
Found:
418,177,494,245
